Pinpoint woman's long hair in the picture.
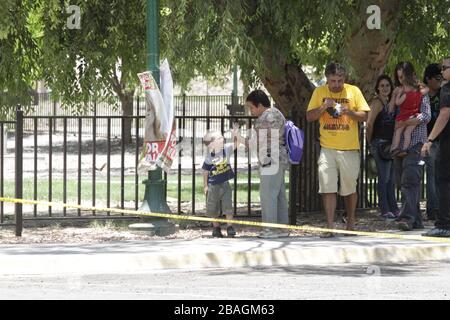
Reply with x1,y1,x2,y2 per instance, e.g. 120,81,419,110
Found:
394,61,419,89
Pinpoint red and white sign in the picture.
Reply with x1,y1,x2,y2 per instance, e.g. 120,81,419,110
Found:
156,124,178,172
137,72,158,91
137,60,177,174
144,141,166,162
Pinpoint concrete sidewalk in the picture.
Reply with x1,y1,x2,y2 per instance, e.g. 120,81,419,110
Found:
1,230,450,275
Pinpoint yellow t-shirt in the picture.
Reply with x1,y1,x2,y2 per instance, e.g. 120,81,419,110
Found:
307,84,370,150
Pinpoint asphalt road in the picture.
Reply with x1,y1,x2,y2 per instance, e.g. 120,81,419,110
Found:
1,260,450,300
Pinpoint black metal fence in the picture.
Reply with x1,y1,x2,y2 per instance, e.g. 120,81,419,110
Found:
0,120,17,228
9,93,246,137
1,108,262,236
22,92,243,116
1,103,429,236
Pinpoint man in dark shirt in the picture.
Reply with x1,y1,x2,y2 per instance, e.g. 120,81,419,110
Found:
421,56,450,237
423,63,443,220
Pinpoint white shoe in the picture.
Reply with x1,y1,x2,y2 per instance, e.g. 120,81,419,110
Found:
277,231,290,238
257,229,279,239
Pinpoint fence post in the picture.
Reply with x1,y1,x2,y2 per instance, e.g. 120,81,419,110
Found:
137,96,140,117
15,105,23,237
182,93,186,117
182,93,186,133
288,109,299,225
207,92,210,118
53,99,57,133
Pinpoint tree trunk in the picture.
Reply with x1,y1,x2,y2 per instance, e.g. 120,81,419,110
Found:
110,67,135,145
120,91,134,144
243,0,317,116
256,1,402,112
345,0,402,98
259,61,315,116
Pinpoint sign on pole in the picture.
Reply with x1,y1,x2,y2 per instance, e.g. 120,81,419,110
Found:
137,59,177,174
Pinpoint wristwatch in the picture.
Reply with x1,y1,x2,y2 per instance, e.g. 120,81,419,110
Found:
427,138,434,143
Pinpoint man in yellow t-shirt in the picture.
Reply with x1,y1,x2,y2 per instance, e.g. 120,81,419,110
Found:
306,63,370,237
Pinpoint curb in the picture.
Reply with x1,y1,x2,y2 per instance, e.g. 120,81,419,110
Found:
1,237,450,275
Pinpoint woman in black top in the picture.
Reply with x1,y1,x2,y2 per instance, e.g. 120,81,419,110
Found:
366,75,399,219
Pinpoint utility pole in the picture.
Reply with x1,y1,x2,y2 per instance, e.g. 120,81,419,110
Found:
130,0,175,236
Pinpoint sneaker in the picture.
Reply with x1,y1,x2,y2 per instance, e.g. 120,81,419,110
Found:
226,226,236,237
257,229,279,239
397,219,412,231
212,227,223,238
436,229,450,237
422,228,450,238
277,231,290,238
392,210,401,218
423,228,442,237
381,212,396,219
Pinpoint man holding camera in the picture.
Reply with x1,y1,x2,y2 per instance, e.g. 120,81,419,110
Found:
306,63,370,237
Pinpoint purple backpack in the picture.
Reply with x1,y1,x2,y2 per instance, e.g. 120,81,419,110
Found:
284,120,304,164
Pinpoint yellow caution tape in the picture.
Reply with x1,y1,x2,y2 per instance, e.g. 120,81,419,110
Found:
1,197,450,243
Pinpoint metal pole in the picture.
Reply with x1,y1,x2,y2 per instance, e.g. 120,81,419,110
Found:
144,0,168,211
147,0,160,84
133,0,174,236
15,106,23,237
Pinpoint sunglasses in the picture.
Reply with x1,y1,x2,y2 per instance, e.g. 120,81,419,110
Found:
433,75,443,81
442,65,450,72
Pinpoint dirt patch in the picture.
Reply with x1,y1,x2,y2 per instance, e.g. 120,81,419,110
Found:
0,224,311,244
0,206,436,244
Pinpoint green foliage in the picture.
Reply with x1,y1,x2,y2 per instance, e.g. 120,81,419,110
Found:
0,0,40,119
160,0,449,90
387,0,450,77
1,0,449,117
37,0,147,110
159,0,355,86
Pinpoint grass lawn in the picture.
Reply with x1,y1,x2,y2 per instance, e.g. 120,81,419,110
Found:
1,173,290,206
